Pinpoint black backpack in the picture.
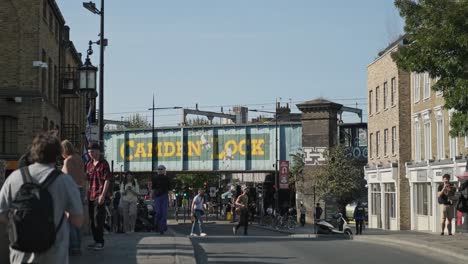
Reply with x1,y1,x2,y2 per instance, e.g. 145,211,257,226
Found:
8,167,64,253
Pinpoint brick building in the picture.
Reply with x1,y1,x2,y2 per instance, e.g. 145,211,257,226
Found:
406,71,467,233
0,0,88,174
365,37,412,230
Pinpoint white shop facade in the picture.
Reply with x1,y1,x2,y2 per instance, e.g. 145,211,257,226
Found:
406,159,467,233
365,164,400,230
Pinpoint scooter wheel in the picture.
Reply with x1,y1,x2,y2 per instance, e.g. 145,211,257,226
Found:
344,230,353,240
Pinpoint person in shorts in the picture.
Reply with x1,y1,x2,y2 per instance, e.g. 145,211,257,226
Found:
437,174,456,236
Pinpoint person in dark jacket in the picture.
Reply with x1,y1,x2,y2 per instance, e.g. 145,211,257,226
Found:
152,164,170,234
353,201,366,235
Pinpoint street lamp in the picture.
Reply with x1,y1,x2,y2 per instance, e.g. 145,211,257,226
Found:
83,1,106,150
249,108,279,212
79,42,98,148
148,95,182,172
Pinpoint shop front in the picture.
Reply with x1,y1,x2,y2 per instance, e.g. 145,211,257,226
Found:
407,159,466,233
365,165,399,230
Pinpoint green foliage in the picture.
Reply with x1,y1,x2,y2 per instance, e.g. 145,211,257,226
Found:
185,117,212,126
314,145,366,211
115,113,151,130
392,0,468,136
173,174,219,189
289,151,305,186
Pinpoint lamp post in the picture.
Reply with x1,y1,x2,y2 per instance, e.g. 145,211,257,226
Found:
83,1,105,150
79,41,98,147
249,108,279,212
148,96,182,172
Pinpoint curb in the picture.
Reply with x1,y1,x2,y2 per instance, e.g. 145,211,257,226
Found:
250,224,295,234
166,229,197,264
354,236,467,264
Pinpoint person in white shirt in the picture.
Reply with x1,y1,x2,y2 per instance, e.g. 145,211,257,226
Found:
190,189,207,237
120,171,139,233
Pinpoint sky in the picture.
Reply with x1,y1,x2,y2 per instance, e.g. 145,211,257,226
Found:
56,0,404,126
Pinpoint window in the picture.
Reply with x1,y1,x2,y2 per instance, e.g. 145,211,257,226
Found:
54,65,58,104
449,112,458,159
49,10,53,31
413,73,420,102
392,126,396,155
384,129,388,156
371,184,381,216
436,116,444,160
414,120,421,161
48,58,53,100
415,183,432,216
0,116,18,154
423,72,431,99
376,131,380,157
385,183,396,218
369,90,373,115
43,0,47,22
41,50,47,94
376,86,380,112
383,82,388,109
369,133,373,158
424,120,431,160
391,78,396,106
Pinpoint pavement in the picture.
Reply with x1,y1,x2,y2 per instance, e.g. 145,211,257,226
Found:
252,222,468,263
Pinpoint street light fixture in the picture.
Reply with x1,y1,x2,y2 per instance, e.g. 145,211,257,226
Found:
83,0,105,150
148,95,182,172
249,108,279,212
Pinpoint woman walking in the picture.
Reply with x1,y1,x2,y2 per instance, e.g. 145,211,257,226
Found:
233,186,249,236
120,171,139,233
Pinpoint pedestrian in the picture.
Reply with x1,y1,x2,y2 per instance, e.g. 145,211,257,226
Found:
438,174,456,236
0,132,84,264
61,140,87,256
190,189,207,237
86,142,111,250
353,201,366,235
300,202,306,227
152,164,170,234
120,171,139,233
233,186,249,236
314,203,323,222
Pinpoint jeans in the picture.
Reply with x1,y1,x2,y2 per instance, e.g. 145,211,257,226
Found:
355,219,364,234
89,200,106,244
70,187,85,251
191,210,204,234
235,208,249,235
120,199,137,232
154,194,168,232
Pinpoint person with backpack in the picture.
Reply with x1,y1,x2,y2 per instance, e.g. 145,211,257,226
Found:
86,142,111,250
438,174,457,236
0,132,84,264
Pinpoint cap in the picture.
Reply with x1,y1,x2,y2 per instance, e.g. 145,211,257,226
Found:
157,164,166,170
88,142,101,150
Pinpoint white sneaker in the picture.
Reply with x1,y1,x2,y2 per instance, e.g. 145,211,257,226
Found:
200,233,207,237
189,233,198,237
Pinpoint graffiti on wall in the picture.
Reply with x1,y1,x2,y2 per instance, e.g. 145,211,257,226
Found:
304,147,327,165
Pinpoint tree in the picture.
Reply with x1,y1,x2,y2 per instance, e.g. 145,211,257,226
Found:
117,113,151,129
391,0,468,136
289,150,304,187
314,145,366,216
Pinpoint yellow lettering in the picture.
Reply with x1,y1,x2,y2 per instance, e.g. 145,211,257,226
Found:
251,139,265,155
157,142,163,157
176,141,182,157
238,139,246,155
147,142,153,157
164,142,176,157
224,140,238,155
134,143,147,158
119,140,135,161
188,141,201,157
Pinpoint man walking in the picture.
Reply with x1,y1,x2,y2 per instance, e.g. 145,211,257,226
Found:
233,186,249,236
190,189,207,237
86,143,111,250
314,203,323,222
299,202,306,227
0,132,83,263
61,140,87,256
353,201,366,235
152,164,170,234
438,174,456,236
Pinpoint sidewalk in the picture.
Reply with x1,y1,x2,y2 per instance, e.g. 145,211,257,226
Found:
70,227,195,264
253,222,468,262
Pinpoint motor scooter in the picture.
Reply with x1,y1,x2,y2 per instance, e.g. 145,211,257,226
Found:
135,197,154,232
316,213,353,240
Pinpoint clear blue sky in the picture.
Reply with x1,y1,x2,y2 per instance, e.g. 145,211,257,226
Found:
56,0,403,126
